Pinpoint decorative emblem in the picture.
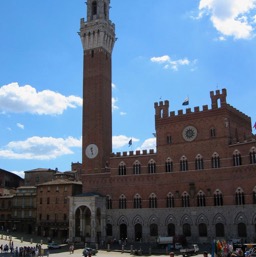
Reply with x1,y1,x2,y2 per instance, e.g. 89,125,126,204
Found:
182,126,197,142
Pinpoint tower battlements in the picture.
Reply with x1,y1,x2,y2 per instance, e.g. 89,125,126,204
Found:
210,88,227,109
154,88,250,121
111,149,156,158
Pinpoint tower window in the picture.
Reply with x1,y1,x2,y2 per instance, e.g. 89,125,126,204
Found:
210,127,216,137
104,3,107,18
92,1,97,16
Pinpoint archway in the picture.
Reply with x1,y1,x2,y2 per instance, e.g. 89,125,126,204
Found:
75,206,92,240
120,224,127,241
135,223,142,241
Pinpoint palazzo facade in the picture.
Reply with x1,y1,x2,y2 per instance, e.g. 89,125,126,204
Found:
69,0,256,245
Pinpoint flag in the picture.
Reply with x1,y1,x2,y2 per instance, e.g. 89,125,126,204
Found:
128,139,132,147
182,97,189,106
253,122,256,129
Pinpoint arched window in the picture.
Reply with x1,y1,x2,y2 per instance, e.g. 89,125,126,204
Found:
134,194,142,209
166,192,174,208
133,161,141,174
215,223,225,237
118,161,126,175
197,191,206,207
150,223,158,236
106,195,112,209
195,154,204,170
106,223,112,236
180,156,188,171
233,150,242,166
249,147,256,164
148,159,156,174
212,152,220,168
168,223,175,236
235,188,245,205
214,189,223,206
165,158,173,172
199,223,207,237
119,194,127,209
182,192,190,207
238,223,247,237
149,193,157,208
183,223,191,237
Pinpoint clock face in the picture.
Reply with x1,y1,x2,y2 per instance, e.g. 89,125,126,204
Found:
182,126,197,142
85,144,98,159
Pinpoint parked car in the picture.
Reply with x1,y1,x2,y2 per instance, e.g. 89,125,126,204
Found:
175,243,183,250
48,242,61,249
83,247,98,256
180,244,199,256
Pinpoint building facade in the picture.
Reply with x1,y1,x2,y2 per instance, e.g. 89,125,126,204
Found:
70,0,256,245
36,178,82,240
11,186,37,234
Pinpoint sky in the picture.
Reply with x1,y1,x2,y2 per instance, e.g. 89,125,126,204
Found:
0,0,256,178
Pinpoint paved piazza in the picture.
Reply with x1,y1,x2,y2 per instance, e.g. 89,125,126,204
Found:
0,235,207,257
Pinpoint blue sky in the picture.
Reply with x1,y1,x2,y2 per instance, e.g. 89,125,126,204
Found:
0,0,256,178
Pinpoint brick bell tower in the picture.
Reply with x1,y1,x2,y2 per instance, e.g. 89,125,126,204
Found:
79,0,115,173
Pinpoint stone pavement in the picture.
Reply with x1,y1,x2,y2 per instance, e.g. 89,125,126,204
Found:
0,234,207,257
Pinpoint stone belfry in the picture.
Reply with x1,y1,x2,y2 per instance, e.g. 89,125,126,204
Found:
79,0,115,173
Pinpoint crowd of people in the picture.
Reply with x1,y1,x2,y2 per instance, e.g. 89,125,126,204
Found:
0,240,48,257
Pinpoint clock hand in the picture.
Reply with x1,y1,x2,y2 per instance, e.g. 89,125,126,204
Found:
90,147,94,155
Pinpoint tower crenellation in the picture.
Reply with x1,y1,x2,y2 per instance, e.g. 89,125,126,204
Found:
210,88,227,109
154,100,169,119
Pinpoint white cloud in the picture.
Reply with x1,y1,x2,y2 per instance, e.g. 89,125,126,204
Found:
0,82,82,115
151,55,195,71
198,0,256,39
0,136,82,160
120,112,127,116
17,123,24,129
137,137,156,152
112,97,119,111
11,170,25,179
112,135,139,149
